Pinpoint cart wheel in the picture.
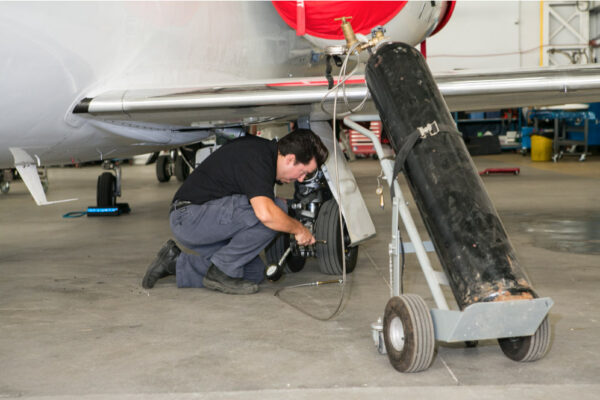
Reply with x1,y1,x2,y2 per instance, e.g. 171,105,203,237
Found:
514,170,520,176
383,295,435,373
465,340,479,348
498,316,550,362
315,199,358,275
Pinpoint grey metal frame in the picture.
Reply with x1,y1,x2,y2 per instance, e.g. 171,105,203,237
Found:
343,116,554,350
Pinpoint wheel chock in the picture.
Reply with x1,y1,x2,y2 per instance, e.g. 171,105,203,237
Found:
86,203,130,217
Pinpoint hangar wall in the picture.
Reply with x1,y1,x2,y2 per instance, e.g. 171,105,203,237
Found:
426,1,592,72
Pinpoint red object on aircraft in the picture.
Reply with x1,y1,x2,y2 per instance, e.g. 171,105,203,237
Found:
430,1,456,37
267,78,365,87
479,168,521,176
272,1,407,39
420,1,456,58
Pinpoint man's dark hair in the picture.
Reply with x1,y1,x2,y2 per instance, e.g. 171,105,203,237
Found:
277,129,329,167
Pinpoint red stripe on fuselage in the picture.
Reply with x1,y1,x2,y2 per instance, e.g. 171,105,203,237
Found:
267,78,366,87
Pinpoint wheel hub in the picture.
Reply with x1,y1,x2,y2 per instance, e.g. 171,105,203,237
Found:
389,316,405,351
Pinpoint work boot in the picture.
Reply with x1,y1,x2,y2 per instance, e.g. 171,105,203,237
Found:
142,239,181,289
203,264,259,295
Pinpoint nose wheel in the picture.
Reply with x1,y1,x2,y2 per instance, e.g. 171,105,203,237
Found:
97,172,116,207
315,199,358,275
96,161,125,209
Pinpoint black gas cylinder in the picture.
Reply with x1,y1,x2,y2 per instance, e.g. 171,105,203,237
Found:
365,42,536,309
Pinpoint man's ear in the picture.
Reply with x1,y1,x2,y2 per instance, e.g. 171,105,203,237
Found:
285,154,296,165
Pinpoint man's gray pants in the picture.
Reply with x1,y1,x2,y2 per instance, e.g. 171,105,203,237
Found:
170,195,287,288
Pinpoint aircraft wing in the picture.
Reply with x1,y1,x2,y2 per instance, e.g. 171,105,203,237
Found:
74,64,600,130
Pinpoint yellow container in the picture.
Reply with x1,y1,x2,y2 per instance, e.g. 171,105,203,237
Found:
531,135,553,161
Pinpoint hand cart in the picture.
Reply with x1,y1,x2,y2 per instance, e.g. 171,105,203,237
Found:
345,115,553,373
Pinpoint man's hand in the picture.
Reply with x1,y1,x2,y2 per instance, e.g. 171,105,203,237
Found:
250,196,314,242
294,226,316,246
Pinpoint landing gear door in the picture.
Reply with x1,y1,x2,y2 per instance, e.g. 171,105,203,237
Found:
311,120,376,245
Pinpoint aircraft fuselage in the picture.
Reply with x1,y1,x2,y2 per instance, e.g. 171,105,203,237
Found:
0,1,443,168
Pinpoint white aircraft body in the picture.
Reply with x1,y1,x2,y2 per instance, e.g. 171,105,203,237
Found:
0,1,442,167
2,1,600,223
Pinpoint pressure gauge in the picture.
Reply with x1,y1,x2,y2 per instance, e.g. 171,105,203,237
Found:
265,263,283,282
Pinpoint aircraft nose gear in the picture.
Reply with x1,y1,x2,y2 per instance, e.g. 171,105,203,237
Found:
89,161,130,216
265,169,359,277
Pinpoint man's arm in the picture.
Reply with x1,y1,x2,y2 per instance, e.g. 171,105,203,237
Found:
250,196,315,246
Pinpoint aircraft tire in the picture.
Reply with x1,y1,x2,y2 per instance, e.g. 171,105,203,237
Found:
498,316,550,362
97,172,116,207
383,295,435,373
0,181,10,194
314,199,358,275
174,155,190,182
156,155,171,182
265,233,305,273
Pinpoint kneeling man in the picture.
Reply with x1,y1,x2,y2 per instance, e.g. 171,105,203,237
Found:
142,129,328,294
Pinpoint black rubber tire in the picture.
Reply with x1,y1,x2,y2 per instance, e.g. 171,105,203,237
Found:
156,155,171,182
97,172,116,207
383,295,435,373
0,181,10,194
314,199,358,275
265,234,306,273
498,316,550,362
174,155,190,182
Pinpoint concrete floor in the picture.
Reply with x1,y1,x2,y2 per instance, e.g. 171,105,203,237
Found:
1,152,599,399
